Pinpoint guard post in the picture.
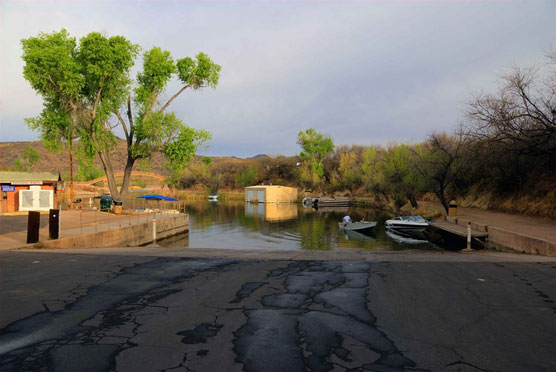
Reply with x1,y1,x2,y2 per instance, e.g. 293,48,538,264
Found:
462,221,473,252
27,211,40,244
49,209,59,239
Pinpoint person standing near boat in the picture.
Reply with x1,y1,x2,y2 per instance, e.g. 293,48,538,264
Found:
343,215,352,224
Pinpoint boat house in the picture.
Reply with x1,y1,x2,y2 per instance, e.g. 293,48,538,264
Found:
244,185,298,203
0,172,61,213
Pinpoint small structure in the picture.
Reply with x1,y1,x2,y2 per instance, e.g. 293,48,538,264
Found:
244,185,297,203
0,172,61,213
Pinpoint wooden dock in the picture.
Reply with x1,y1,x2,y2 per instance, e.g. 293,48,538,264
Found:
429,221,488,238
429,220,488,248
315,197,351,207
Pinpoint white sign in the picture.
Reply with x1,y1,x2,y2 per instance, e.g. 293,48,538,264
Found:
11,181,43,185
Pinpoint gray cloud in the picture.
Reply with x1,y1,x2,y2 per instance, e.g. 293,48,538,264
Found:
1,1,553,157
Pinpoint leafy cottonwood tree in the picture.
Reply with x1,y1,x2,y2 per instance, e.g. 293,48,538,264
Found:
297,128,334,190
22,29,220,201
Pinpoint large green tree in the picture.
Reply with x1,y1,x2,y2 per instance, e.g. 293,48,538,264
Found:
297,128,334,190
22,29,220,201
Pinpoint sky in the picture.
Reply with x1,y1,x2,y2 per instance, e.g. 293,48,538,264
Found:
0,0,554,157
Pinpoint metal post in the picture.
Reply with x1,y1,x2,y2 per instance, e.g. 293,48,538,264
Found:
463,222,473,252
152,217,157,242
58,204,62,238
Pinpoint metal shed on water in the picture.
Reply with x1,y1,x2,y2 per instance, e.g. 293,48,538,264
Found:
244,185,298,203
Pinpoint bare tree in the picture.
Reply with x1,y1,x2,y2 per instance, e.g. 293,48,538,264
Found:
464,61,555,163
415,133,467,213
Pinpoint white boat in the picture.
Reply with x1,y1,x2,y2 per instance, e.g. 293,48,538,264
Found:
208,195,219,201
385,216,429,232
338,221,377,233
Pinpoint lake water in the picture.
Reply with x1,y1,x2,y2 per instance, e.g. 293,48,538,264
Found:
157,200,442,251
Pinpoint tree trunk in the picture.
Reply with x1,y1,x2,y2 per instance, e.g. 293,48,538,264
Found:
408,194,419,209
118,154,136,204
68,137,74,209
436,191,449,214
96,147,120,200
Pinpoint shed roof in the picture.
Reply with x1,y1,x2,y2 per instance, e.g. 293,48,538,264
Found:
244,185,297,189
0,172,61,183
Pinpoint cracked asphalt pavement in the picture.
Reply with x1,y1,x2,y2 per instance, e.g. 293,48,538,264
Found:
0,250,554,372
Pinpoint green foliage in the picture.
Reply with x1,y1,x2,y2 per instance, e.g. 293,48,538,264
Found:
25,100,72,152
21,29,82,99
132,179,147,188
163,126,212,171
176,52,221,89
75,162,103,182
297,128,334,189
360,147,383,196
337,151,361,195
135,47,176,110
13,146,40,172
235,166,258,187
177,158,221,191
380,144,424,209
21,29,219,200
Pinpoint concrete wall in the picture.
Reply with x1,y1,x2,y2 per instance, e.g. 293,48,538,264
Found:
487,226,556,257
444,216,555,256
41,214,189,249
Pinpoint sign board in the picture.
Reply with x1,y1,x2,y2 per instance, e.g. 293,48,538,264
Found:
1,185,15,192
11,181,42,185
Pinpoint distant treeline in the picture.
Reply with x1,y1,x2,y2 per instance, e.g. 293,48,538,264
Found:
173,60,555,217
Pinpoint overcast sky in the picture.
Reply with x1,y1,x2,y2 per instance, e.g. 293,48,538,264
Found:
0,0,553,157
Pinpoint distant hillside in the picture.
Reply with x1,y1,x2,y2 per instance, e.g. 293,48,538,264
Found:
0,140,268,178
0,140,166,176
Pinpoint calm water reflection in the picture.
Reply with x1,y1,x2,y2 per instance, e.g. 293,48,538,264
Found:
163,200,439,251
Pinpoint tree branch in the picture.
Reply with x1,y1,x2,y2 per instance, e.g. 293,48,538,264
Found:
160,84,191,113
116,112,130,142
126,94,134,142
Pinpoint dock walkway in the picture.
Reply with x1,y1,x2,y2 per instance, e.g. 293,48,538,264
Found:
429,220,488,238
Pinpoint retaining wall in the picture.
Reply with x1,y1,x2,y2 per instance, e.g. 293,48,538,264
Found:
444,216,555,256
487,226,556,257
41,214,189,249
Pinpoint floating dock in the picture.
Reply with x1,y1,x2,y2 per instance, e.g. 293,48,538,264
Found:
429,217,488,248
313,197,351,208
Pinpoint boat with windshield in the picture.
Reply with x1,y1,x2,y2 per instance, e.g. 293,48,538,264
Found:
385,215,429,233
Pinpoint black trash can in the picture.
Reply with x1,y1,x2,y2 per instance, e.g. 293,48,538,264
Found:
100,196,112,212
